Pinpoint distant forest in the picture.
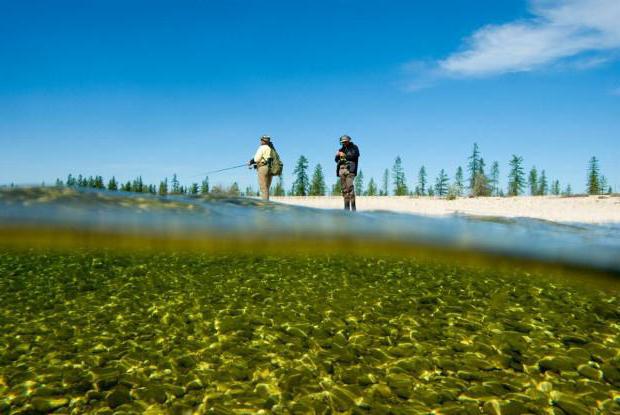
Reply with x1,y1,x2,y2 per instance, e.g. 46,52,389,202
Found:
17,143,615,198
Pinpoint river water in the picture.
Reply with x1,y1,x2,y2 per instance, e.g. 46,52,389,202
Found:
0,187,618,414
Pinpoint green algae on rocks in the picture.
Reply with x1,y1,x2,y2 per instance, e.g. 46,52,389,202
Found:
0,251,619,414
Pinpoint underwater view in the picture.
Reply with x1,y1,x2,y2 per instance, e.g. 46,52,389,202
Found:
1,188,619,414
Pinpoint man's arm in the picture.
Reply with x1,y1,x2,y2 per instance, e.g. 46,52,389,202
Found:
335,147,344,163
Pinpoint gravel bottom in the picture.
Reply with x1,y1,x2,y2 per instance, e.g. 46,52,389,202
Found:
0,251,618,414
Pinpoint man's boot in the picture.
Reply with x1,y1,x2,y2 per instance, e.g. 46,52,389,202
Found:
344,201,350,210
351,201,356,211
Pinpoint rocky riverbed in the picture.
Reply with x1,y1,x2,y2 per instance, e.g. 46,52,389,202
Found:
0,251,618,414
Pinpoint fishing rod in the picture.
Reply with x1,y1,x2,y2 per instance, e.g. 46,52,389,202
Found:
189,163,250,178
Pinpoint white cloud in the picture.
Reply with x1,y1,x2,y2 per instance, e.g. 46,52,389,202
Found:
436,0,620,77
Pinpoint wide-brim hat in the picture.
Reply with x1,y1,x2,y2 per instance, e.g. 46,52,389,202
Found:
339,135,351,143
260,135,271,143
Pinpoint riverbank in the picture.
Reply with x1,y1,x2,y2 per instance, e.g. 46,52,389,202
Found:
271,195,620,224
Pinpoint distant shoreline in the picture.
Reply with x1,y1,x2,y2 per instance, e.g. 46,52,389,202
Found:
271,195,620,224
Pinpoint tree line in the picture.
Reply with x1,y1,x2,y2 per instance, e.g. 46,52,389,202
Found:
287,143,613,197
52,172,287,198
47,143,613,198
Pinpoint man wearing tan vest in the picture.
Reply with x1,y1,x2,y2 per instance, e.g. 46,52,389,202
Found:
248,135,274,200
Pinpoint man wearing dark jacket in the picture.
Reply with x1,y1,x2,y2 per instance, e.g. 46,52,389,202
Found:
335,135,360,211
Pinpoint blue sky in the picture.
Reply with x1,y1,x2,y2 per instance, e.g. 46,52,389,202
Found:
1,0,619,193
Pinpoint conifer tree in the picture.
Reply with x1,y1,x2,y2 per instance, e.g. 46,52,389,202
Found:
551,180,561,196
55,178,64,187
94,176,105,189
132,176,144,193
434,169,449,197
465,145,491,197
171,174,180,194
417,166,427,196
508,155,525,196
355,170,365,196
467,143,481,190
563,184,572,196
490,161,500,196
381,169,389,196
599,175,608,195
107,177,118,191
528,167,538,195
273,176,285,196
587,156,600,195
159,178,168,195
366,178,378,196
538,170,548,195
598,175,607,195
427,187,435,196
454,166,464,197
309,164,327,196
66,174,76,187
200,177,210,195
292,155,310,196
190,183,199,195
122,181,132,192
392,157,408,196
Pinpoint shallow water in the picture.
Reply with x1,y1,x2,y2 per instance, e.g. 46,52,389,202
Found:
2,188,620,272
0,188,619,414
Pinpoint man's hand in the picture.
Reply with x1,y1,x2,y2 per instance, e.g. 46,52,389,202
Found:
337,151,345,158
248,159,256,166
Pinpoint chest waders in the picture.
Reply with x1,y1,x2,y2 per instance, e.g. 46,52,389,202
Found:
339,164,356,211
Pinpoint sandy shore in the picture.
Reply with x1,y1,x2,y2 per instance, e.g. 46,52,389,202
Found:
271,195,620,224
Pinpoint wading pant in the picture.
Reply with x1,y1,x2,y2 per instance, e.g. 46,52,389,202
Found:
258,165,273,200
339,165,356,206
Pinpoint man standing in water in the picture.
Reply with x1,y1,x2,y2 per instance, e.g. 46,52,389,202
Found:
249,135,275,200
335,135,360,211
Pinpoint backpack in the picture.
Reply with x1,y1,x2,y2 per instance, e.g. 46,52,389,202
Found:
268,147,283,176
